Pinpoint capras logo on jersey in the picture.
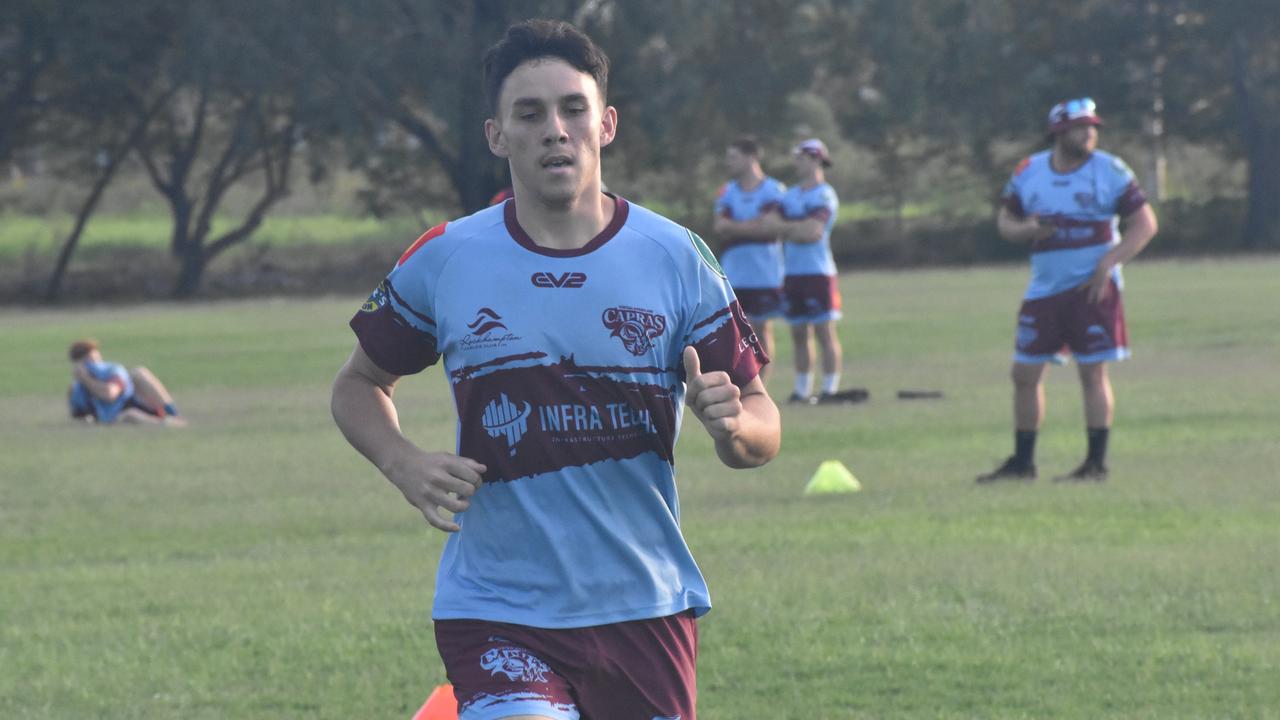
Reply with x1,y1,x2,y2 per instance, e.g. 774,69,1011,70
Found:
531,271,587,288
602,306,667,356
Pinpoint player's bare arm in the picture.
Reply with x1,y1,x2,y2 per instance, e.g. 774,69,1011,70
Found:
331,343,486,533
1086,203,1159,303
73,363,123,402
682,346,781,469
996,205,1057,244
758,211,822,243
713,214,777,240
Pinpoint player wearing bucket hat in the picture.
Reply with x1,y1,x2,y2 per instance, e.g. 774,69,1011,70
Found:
977,97,1158,484
762,138,866,405
793,138,833,167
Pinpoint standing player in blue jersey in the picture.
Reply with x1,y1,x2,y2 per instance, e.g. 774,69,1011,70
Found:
712,137,787,382
976,98,1158,483
331,19,780,720
766,139,865,405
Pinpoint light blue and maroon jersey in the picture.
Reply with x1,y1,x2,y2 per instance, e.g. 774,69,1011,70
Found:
714,177,786,290
779,182,839,277
68,360,134,422
1002,149,1147,300
350,195,768,629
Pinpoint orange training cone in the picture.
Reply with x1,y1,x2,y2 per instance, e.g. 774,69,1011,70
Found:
412,684,458,720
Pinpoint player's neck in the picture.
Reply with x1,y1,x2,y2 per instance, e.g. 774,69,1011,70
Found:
798,170,823,189
512,186,615,250
1050,147,1091,174
735,168,764,191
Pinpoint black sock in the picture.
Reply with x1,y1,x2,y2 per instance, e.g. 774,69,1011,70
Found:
1014,430,1038,467
1087,427,1109,465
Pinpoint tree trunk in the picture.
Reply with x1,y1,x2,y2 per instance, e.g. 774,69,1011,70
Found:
1242,125,1280,248
44,165,116,303
172,248,205,298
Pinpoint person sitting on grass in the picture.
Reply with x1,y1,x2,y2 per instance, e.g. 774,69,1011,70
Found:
67,339,186,427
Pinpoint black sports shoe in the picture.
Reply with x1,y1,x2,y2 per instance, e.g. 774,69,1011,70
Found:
787,392,816,405
816,388,870,404
1053,461,1108,482
975,456,1037,483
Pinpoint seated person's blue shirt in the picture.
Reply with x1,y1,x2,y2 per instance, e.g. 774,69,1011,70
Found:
68,360,135,423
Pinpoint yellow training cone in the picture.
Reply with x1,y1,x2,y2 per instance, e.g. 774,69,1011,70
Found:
804,460,862,495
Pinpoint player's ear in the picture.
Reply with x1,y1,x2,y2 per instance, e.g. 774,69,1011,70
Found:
485,118,509,158
599,105,617,149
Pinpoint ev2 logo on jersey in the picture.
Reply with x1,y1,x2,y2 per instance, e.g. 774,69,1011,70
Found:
531,271,587,288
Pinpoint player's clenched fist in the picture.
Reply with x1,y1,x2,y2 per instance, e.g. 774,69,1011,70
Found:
381,448,487,533
683,345,743,441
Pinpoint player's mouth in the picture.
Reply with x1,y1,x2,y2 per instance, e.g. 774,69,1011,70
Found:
541,154,574,171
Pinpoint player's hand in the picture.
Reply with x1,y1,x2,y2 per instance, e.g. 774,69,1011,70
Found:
381,448,487,533
683,345,743,442
1085,261,1115,304
1024,214,1058,244
712,215,733,236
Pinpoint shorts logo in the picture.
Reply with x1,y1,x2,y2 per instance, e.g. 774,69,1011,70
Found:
1016,315,1038,350
359,281,389,313
480,646,551,683
531,271,587,288
482,392,531,456
603,306,668,356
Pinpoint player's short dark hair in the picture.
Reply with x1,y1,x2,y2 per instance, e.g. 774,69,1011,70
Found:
482,19,610,117
68,338,99,362
729,136,762,158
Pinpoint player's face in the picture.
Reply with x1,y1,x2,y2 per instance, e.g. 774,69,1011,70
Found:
485,58,617,209
1058,124,1098,159
793,152,819,177
725,147,750,178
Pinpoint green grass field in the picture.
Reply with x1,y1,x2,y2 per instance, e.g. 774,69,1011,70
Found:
2,257,1278,719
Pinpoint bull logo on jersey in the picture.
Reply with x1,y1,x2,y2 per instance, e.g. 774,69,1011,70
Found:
481,392,531,456
480,645,550,683
602,306,668,356
1074,191,1100,212
359,281,389,313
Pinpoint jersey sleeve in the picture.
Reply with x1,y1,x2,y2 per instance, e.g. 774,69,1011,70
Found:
348,223,447,376
802,185,837,223
1001,157,1032,216
1104,155,1148,217
714,183,732,218
680,229,769,387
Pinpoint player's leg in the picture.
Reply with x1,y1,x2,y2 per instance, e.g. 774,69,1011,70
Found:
1055,361,1112,481
977,361,1047,482
813,320,842,393
979,291,1067,483
789,321,815,402
1055,281,1126,481
129,366,182,419
1014,361,1048,433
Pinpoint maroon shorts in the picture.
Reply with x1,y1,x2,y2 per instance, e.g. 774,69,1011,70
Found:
434,612,697,720
734,287,785,320
1014,280,1129,364
784,274,842,323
